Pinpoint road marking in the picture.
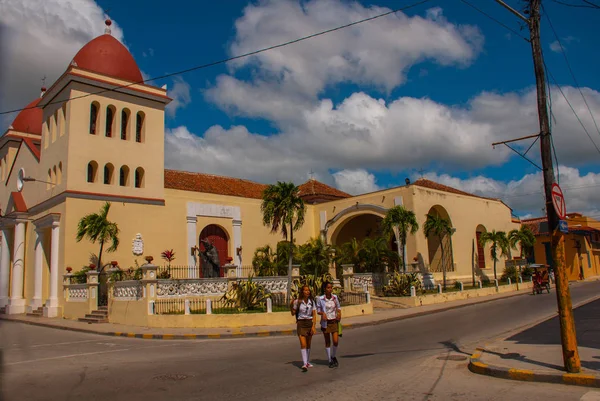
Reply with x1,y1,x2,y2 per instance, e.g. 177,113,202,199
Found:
8,339,100,350
6,343,180,366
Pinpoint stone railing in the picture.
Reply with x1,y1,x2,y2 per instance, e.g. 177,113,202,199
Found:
156,279,228,297
353,272,387,295
246,276,287,293
66,284,88,302
112,280,144,300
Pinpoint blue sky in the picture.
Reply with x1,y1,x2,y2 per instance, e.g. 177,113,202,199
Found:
2,0,599,217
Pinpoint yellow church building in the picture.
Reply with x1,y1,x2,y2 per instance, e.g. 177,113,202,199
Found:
0,22,520,318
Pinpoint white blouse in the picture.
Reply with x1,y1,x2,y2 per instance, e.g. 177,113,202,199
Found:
293,298,316,320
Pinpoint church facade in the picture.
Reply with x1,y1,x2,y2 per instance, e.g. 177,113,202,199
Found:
0,23,520,317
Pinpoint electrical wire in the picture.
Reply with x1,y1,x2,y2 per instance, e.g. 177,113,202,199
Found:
545,68,600,155
0,0,432,116
543,4,600,140
458,0,530,42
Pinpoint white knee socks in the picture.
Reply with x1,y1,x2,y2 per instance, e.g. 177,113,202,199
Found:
301,348,308,365
307,348,311,363
332,345,338,359
326,347,331,362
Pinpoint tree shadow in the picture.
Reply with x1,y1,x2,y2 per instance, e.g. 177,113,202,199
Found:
439,340,471,356
483,348,565,371
581,360,600,371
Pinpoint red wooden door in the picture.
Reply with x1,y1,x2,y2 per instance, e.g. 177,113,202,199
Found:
476,232,485,270
199,225,229,276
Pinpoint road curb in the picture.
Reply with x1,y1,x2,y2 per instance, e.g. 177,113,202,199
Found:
468,347,600,388
0,282,589,340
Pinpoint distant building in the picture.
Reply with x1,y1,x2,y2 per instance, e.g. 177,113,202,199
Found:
522,213,600,281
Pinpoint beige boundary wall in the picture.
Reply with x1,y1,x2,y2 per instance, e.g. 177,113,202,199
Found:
103,300,372,329
376,282,534,308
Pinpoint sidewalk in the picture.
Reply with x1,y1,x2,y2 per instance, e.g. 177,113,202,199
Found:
0,285,536,339
469,294,600,388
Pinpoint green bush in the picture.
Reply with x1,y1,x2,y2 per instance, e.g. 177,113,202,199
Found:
71,267,89,284
382,272,422,297
220,276,271,312
291,273,339,300
521,266,533,280
454,281,462,291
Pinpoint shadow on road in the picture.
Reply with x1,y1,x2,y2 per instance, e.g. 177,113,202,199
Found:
507,298,600,349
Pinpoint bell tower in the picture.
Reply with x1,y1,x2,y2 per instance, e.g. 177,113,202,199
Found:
37,19,171,203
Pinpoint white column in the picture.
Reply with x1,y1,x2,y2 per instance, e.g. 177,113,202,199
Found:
0,228,10,308
28,229,44,311
186,216,197,277
43,222,60,317
233,219,242,272
6,220,26,314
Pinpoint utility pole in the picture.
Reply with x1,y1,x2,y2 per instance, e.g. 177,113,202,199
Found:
494,0,580,373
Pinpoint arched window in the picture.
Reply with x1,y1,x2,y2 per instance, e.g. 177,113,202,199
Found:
119,165,130,186
57,162,63,184
121,109,130,140
105,106,115,137
135,111,145,143
87,161,98,183
52,111,58,143
47,168,52,190
90,102,99,135
43,120,49,149
104,163,114,185
52,165,57,185
134,167,145,188
60,104,67,136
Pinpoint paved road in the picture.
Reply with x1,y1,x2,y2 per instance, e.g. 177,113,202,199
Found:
2,282,600,401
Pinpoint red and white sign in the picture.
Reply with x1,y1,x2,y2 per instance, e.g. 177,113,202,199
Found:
551,183,567,220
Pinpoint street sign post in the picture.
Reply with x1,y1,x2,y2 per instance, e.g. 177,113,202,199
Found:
551,183,567,220
558,220,569,234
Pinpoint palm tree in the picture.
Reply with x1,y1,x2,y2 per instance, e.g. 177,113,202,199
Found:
339,238,363,272
298,237,334,277
508,226,536,288
382,205,419,273
261,182,306,302
508,226,536,260
252,244,277,276
76,201,120,273
360,237,398,273
423,213,453,289
479,230,510,281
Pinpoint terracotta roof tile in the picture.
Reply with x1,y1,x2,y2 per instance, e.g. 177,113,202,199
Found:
298,179,351,202
413,179,495,201
164,169,267,199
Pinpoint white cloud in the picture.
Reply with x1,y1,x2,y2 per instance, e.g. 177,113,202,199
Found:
549,36,578,53
166,77,192,117
333,169,380,195
207,1,483,122
421,166,600,218
0,0,124,130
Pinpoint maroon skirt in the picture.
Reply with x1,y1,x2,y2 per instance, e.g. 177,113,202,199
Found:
322,320,339,334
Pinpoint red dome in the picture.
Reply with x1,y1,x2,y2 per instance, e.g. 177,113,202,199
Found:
11,98,42,135
72,35,143,83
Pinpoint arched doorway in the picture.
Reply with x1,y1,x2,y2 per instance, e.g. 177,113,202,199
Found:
332,213,384,246
425,206,454,273
199,225,229,277
475,225,487,270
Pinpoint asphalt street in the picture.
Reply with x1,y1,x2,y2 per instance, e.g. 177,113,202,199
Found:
2,281,600,401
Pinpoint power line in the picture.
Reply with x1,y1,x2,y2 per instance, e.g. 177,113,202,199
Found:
551,0,600,9
0,0,432,116
542,5,600,140
458,0,530,41
545,67,600,155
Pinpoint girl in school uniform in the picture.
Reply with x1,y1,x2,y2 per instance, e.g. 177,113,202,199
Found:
318,281,342,368
291,284,317,372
